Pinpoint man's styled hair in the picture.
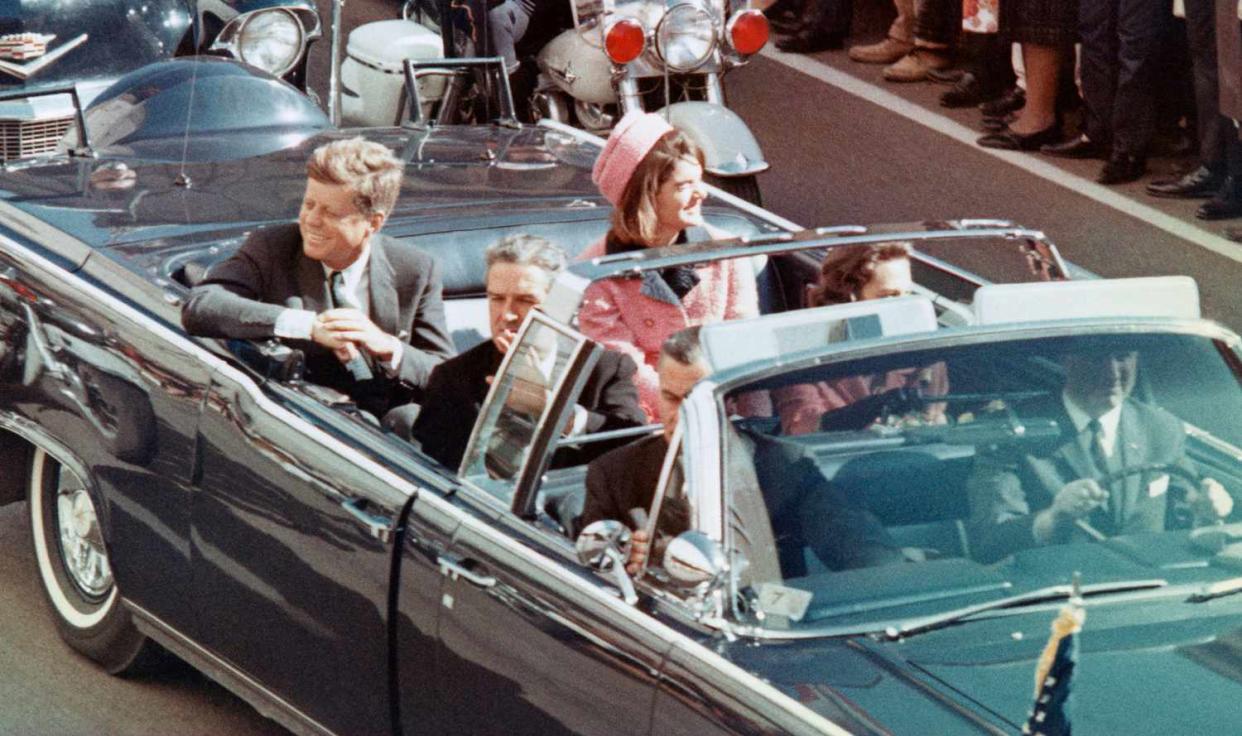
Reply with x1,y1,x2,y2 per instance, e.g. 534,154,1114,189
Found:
484,234,568,286
609,130,706,246
659,325,704,367
810,241,912,306
306,137,404,218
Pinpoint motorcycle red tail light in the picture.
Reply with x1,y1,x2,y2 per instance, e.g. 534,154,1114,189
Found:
604,18,646,64
728,10,769,56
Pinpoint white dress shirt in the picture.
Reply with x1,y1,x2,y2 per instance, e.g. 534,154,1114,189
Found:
273,243,403,374
1061,391,1122,458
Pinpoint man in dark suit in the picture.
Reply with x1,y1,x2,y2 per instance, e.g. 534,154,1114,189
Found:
410,234,646,471
583,326,905,578
182,137,455,418
968,349,1232,563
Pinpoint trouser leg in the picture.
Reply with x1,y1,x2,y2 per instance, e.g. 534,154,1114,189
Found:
1110,0,1167,155
913,0,960,49
1185,0,1229,169
1078,0,1120,146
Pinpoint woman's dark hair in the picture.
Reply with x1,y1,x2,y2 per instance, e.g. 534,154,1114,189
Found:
608,129,706,247
809,242,912,306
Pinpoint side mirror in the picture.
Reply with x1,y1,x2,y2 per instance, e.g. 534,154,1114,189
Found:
664,531,728,592
576,520,637,605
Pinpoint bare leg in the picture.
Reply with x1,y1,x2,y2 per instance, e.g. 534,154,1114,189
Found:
1009,43,1060,134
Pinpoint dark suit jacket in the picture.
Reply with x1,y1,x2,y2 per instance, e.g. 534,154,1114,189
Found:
412,339,646,470
967,396,1198,563
581,430,903,576
181,224,455,416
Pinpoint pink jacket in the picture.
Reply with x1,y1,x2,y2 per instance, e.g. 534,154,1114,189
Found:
772,363,950,435
577,233,760,418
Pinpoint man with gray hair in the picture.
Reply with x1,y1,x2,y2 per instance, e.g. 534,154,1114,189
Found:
183,136,454,417
411,234,645,469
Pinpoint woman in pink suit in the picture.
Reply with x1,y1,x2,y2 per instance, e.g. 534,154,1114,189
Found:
578,112,761,419
773,242,948,435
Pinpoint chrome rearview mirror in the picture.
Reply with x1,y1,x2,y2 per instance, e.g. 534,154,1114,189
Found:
576,520,638,605
664,531,727,592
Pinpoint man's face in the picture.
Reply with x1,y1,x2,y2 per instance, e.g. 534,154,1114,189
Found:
653,158,706,236
298,178,384,271
1062,350,1139,417
857,257,913,301
486,262,550,354
657,354,709,442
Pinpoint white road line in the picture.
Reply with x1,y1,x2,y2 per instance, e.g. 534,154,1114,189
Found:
760,45,1242,265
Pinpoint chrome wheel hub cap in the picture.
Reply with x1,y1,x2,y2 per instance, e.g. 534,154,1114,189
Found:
56,489,112,598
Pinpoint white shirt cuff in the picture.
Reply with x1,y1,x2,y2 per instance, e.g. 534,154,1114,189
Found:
382,335,404,376
565,404,589,437
275,309,316,340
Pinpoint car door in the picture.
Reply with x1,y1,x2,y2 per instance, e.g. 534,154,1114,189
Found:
427,312,673,735
192,365,415,736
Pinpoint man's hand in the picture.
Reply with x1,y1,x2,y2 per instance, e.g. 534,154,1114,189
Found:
1034,478,1109,543
1187,478,1233,525
1050,478,1110,519
626,529,650,576
312,308,399,362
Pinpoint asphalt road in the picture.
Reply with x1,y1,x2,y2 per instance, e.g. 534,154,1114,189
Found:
5,3,1239,735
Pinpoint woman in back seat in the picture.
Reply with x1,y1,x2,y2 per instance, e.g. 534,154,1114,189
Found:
577,111,765,419
774,242,948,435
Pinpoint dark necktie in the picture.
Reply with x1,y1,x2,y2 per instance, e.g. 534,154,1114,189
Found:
1087,419,1113,478
328,270,348,310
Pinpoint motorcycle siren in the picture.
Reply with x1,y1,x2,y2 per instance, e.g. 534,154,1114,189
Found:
726,9,770,56
604,18,647,64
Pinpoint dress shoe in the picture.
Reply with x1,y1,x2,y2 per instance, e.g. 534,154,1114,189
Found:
940,72,982,107
1096,152,1146,185
977,124,1061,151
1040,134,1108,160
980,112,1015,132
979,87,1024,118
1224,225,1242,243
1145,165,1225,199
1196,177,1242,219
848,37,914,64
927,67,965,84
883,48,952,82
769,16,804,34
777,30,845,53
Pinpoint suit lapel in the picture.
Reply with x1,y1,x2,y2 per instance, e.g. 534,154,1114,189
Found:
368,235,399,335
296,252,329,312
1116,402,1146,527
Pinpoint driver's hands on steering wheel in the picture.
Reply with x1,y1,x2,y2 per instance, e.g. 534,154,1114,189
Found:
1034,479,1110,543
1186,478,1233,525
1052,478,1110,519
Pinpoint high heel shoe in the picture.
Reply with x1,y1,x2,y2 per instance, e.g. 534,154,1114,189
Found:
976,124,1061,151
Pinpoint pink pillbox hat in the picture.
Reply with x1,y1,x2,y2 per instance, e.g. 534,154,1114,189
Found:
591,111,675,206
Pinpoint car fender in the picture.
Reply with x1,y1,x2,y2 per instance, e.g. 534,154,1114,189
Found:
656,101,769,178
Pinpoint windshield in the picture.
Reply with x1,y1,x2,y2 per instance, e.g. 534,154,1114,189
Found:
717,330,1242,631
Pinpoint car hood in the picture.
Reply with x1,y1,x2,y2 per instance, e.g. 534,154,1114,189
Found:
724,540,1242,735
726,595,1242,735
0,0,188,97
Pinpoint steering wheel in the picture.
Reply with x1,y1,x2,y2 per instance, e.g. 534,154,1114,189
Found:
1075,462,1207,539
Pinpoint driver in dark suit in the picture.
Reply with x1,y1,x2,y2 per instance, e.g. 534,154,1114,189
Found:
968,349,1232,563
182,137,455,418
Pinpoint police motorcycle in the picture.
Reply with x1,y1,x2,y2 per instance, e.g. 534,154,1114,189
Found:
338,0,771,204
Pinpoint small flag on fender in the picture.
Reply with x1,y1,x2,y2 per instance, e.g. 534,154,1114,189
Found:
1023,576,1085,736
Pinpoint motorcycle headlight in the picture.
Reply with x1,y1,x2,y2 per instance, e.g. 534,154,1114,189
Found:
655,4,717,73
236,9,305,77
